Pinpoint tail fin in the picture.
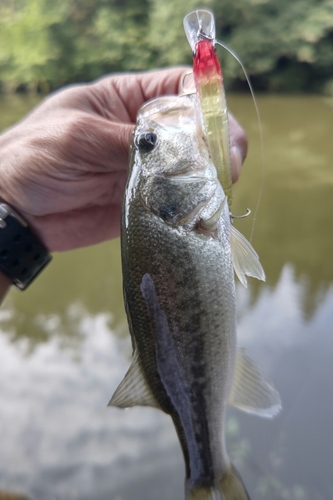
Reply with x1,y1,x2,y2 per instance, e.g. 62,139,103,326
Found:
188,465,250,500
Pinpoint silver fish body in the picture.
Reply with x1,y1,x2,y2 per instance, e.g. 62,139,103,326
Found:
110,95,280,500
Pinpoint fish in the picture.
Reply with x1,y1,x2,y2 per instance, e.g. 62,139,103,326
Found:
108,94,281,500
184,9,233,207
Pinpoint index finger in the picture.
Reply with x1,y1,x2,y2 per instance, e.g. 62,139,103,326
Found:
95,67,189,123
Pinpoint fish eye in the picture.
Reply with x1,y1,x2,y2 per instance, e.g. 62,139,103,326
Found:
136,132,158,152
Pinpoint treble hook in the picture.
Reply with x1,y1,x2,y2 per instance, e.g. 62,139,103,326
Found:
179,71,196,97
230,208,251,221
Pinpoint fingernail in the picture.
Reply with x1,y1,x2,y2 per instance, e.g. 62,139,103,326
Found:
230,146,243,182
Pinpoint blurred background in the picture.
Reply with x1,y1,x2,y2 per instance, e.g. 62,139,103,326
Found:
0,0,333,94
1,1,333,500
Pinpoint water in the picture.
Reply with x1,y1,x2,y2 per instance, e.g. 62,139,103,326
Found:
0,93,332,500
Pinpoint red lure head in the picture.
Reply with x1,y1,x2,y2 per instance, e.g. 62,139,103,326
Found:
193,39,222,82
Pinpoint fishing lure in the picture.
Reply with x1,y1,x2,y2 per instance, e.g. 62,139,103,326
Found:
183,9,267,285
184,10,233,207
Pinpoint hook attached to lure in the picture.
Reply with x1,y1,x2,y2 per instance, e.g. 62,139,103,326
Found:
180,71,196,96
230,208,251,223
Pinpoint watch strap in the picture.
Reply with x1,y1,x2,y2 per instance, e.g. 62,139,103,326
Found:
0,203,52,290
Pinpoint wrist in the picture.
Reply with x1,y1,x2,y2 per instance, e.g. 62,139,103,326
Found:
0,269,11,303
0,203,52,290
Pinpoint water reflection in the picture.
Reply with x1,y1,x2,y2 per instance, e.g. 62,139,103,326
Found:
235,264,333,500
0,242,126,347
1,95,333,499
0,307,184,500
1,264,333,499
230,95,333,310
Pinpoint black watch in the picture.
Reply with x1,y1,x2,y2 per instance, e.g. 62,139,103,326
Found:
0,203,52,290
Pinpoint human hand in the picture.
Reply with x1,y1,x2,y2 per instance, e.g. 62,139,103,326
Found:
0,68,247,252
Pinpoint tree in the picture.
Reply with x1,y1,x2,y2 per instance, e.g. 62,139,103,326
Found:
0,0,333,93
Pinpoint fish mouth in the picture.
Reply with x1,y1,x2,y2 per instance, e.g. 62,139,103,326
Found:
166,172,212,182
138,95,195,122
151,171,219,193
162,161,217,180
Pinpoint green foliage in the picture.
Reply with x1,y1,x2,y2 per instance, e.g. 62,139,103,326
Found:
213,0,333,92
148,0,214,66
0,0,65,90
0,0,152,91
0,0,333,93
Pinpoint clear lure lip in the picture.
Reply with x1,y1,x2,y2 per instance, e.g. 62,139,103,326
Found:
183,9,215,52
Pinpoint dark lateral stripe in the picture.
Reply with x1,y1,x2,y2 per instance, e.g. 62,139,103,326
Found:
140,272,214,484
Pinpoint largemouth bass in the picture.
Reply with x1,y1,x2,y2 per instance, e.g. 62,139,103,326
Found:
109,95,281,500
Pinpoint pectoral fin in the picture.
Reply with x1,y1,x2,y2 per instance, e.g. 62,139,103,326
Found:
108,349,160,409
228,347,281,418
230,225,265,288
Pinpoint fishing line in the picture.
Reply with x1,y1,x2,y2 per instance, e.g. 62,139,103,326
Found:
216,40,265,243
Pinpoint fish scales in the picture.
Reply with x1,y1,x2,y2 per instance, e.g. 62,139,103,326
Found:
116,94,236,490
123,193,236,484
